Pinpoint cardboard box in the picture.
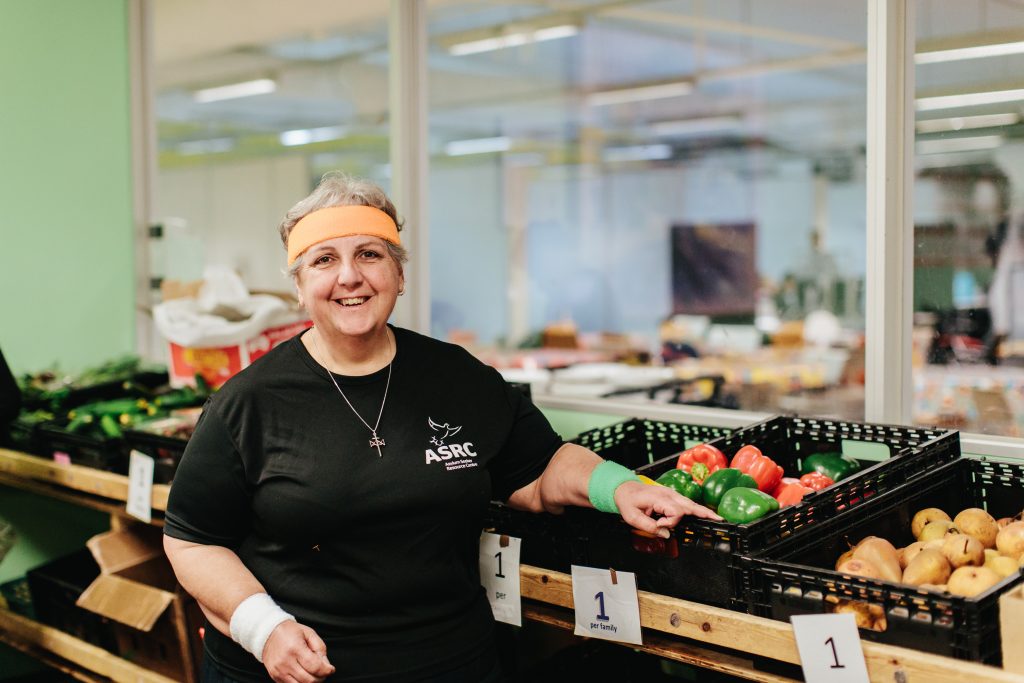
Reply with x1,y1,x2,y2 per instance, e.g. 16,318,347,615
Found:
168,318,312,388
76,524,202,682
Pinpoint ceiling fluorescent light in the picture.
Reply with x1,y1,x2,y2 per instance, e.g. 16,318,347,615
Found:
916,41,1024,64
916,135,1003,155
650,115,741,136
532,25,578,42
916,112,1020,134
603,144,673,162
444,136,511,156
176,138,235,155
279,126,346,147
588,81,692,107
194,78,276,103
449,24,578,56
916,88,1024,111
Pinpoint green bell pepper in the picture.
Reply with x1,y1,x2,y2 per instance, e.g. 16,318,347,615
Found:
717,487,780,524
655,469,703,503
800,452,861,482
701,468,757,510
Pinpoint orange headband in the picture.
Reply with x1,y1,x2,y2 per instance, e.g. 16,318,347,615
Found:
287,205,401,266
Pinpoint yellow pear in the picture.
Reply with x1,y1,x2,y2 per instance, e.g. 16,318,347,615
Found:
900,541,928,569
954,508,999,549
996,522,1024,560
912,508,951,539
985,554,1019,579
947,566,1002,597
920,583,948,592
918,520,957,543
853,537,902,583
836,558,882,580
835,547,856,570
941,534,985,568
902,549,952,586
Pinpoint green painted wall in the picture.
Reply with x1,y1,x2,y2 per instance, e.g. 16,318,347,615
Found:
0,1,133,674
0,0,135,376
539,408,627,440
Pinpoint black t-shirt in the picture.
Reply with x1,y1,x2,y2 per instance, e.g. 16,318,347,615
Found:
164,326,562,682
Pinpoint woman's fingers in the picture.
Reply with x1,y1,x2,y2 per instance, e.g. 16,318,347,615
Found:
614,481,722,536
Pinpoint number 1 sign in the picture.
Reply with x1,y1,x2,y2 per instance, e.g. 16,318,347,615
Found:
791,613,870,683
570,565,643,645
479,532,522,626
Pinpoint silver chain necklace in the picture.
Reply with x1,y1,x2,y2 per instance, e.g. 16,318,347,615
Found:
312,329,393,457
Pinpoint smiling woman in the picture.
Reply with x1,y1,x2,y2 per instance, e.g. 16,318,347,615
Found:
161,171,720,683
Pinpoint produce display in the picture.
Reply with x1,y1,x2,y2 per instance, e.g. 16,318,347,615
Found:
646,441,858,524
18,355,162,411
839,507,1024,590
825,506,1024,630
7,355,210,477
58,383,208,441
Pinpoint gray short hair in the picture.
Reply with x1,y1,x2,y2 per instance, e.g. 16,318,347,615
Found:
281,171,409,278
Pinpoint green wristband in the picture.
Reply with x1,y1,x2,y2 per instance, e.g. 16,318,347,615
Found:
587,460,642,514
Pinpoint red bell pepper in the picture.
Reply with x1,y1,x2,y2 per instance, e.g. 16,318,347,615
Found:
771,477,801,498
730,445,783,493
774,482,813,508
675,443,727,476
799,472,834,491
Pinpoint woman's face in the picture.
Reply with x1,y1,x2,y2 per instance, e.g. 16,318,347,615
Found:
295,235,404,341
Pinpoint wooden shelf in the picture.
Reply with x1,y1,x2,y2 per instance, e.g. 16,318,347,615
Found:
0,608,178,683
520,566,1024,683
0,445,1019,682
0,448,169,514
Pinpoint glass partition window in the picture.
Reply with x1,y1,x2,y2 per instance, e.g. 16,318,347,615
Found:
913,1,1024,437
151,4,390,300
428,1,868,420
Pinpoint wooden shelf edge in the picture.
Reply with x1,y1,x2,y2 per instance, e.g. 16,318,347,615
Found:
0,608,179,683
522,601,801,683
521,566,1024,683
0,448,169,511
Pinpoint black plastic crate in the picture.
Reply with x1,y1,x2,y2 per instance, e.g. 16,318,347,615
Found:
0,577,34,618
123,424,190,484
571,418,733,470
8,417,45,455
484,419,733,574
26,548,118,652
747,457,1024,664
483,500,591,573
36,425,127,475
579,415,960,610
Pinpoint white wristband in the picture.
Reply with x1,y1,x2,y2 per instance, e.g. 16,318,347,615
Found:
229,593,296,663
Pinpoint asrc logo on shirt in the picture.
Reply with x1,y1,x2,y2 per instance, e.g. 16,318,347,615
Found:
425,417,478,471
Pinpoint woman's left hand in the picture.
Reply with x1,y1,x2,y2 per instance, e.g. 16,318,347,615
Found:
613,481,721,537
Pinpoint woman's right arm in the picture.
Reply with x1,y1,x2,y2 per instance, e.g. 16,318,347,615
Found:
164,536,335,683
162,536,265,635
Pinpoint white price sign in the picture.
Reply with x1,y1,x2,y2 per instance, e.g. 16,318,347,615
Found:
126,450,155,523
570,565,642,645
791,613,870,683
479,532,522,626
